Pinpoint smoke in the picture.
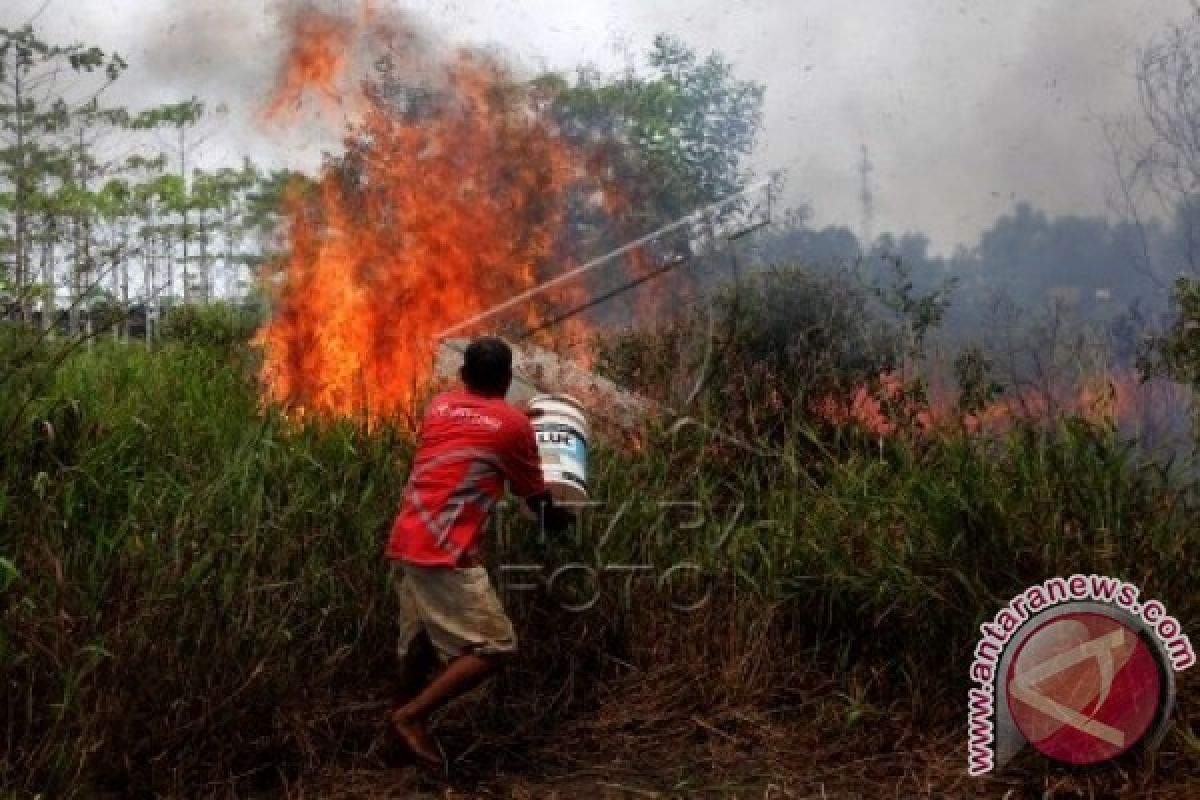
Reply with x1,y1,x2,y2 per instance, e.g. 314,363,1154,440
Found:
585,0,1191,250
638,0,1194,251
1,0,1196,250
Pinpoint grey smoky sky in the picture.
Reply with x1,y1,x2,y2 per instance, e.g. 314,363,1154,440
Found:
3,0,1194,253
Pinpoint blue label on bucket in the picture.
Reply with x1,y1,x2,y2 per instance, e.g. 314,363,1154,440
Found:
536,423,588,482
538,429,586,457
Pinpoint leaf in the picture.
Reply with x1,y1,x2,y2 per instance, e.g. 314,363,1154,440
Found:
0,556,19,592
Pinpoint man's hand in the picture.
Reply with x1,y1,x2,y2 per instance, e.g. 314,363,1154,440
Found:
542,503,576,534
524,491,576,534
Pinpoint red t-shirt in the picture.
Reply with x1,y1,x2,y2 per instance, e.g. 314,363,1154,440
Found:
387,388,545,567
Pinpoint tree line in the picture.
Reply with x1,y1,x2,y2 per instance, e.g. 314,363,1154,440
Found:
0,24,298,336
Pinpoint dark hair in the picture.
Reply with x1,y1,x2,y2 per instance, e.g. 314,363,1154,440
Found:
460,337,513,396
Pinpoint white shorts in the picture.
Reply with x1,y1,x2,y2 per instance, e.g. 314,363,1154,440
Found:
392,562,518,662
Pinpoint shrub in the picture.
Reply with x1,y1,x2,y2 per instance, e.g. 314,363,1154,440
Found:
159,302,263,353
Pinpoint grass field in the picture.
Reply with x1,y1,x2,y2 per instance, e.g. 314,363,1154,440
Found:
1,304,1198,796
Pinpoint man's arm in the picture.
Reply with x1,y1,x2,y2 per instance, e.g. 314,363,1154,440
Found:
504,413,574,533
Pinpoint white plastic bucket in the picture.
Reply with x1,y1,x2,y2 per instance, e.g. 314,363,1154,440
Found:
527,393,589,510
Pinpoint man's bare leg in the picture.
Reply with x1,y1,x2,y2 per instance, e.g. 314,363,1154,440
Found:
395,631,438,706
391,651,509,766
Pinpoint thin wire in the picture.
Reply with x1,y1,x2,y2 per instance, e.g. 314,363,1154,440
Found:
434,178,770,339
515,255,685,342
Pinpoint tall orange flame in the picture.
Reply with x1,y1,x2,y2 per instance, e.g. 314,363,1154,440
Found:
255,7,594,425
262,5,355,120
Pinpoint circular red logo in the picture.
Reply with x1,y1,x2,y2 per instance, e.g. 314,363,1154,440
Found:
1006,611,1163,765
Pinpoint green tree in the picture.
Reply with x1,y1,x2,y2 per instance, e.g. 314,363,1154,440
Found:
542,35,764,231
191,161,258,302
0,24,125,317
1144,276,1200,391
533,35,765,326
130,98,212,306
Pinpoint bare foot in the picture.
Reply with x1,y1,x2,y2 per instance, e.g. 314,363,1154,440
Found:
389,709,444,769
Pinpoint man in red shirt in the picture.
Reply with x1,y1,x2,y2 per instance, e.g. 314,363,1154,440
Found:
387,337,573,768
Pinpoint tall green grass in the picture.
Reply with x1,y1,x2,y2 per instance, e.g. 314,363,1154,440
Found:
1,339,408,793
1,332,1198,794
